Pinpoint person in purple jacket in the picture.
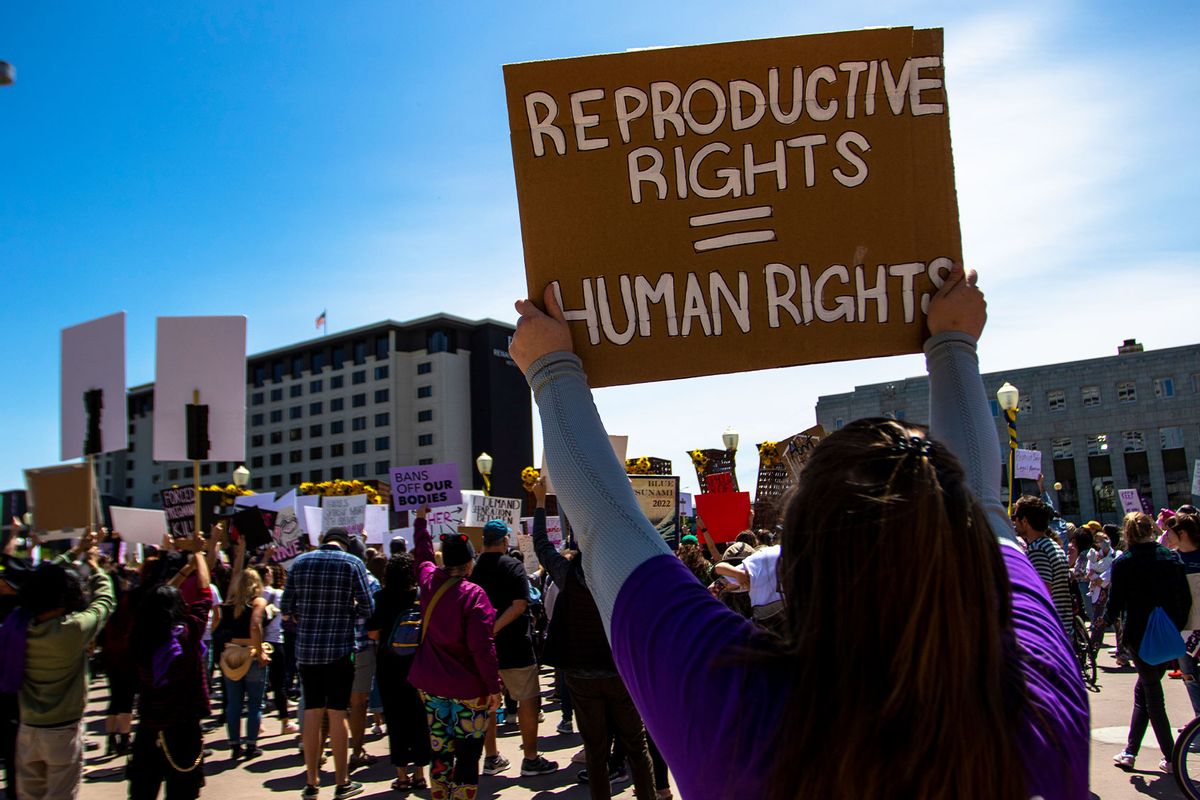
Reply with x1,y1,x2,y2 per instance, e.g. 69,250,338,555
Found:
509,264,1089,800
409,507,503,800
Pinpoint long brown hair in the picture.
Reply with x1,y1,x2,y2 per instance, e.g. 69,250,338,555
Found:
763,419,1028,800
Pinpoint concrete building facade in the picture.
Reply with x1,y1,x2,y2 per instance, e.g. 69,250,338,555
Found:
815,340,1200,525
98,314,532,508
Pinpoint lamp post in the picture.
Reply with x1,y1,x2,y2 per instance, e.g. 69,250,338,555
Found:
722,426,739,491
232,464,251,489
996,382,1020,515
475,452,493,497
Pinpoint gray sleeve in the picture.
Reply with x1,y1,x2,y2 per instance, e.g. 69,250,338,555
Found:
526,351,672,631
924,331,1017,545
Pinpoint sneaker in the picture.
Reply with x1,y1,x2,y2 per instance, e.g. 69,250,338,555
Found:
482,755,510,775
371,723,384,737
611,766,631,784
521,755,559,776
538,710,546,723
1113,751,1136,770
282,720,300,735
231,743,242,760
1160,758,1173,773
302,786,319,799
556,720,574,735
334,782,364,799
242,745,263,760
570,747,588,764
348,751,377,770
1170,670,1183,679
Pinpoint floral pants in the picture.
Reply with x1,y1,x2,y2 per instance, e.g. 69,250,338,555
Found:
421,693,489,800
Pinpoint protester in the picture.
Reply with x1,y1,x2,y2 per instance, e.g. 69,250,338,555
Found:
409,508,502,800
471,519,558,778
1012,495,1074,636
17,531,114,800
216,538,269,761
0,548,32,799
346,542,381,773
713,542,784,632
530,476,655,800
1069,526,1095,621
260,562,298,735
97,563,137,757
509,265,1089,798
1108,511,1191,772
675,536,712,585
282,527,375,799
1170,513,1200,716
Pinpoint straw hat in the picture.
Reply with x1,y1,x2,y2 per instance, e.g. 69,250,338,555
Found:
219,645,254,681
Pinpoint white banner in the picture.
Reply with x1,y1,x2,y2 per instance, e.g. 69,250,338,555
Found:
462,491,522,529
111,506,168,546
1118,489,1142,515
322,494,367,537
1014,449,1042,480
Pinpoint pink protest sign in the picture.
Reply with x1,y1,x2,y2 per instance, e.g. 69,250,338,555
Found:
390,463,462,512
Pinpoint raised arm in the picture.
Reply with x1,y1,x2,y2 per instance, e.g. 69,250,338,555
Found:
529,478,570,587
412,511,435,567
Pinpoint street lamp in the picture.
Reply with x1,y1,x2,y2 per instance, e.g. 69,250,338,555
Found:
722,427,740,491
996,382,1020,515
475,452,493,496
232,465,251,489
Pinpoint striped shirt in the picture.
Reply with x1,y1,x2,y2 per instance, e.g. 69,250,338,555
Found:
1027,536,1073,635
281,545,374,665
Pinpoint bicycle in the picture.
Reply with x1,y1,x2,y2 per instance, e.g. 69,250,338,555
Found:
1071,613,1098,688
1173,715,1200,797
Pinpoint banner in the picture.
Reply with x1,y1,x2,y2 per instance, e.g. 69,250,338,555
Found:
110,506,168,546
364,504,389,544
1015,449,1042,481
60,312,127,460
389,463,462,512
695,491,752,543
505,27,958,386
630,476,681,549
322,494,367,537
159,487,223,539
462,491,523,530
270,506,305,565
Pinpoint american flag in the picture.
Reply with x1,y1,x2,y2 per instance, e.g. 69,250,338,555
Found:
315,310,326,330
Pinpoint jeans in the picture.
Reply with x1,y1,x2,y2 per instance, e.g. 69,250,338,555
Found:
1127,656,1175,758
224,662,266,746
565,674,655,800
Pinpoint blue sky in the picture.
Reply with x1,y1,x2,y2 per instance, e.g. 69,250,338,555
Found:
2,1,1198,495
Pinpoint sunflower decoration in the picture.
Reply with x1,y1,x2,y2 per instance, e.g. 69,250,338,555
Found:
625,456,652,475
297,479,387,503
202,483,255,503
521,466,541,492
689,449,710,475
757,441,781,467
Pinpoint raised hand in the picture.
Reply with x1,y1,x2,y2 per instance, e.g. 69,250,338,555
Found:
926,263,986,340
511,284,575,374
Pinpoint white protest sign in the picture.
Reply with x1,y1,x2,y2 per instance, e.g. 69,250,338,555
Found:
322,494,367,537
60,312,127,460
295,495,320,535
272,489,297,512
153,316,247,462
110,506,168,546
679,492,694,518
389,527,415,553
462,491,522,529
426,504,467,537
303,505,324,545
542,435,628,494
1193,460,1200,497
1118,489,1142,515
1014,449,1042,481
235,492,276,509
364,504,389,545
515,533,540,573
520,515,564,550
271,506,305,566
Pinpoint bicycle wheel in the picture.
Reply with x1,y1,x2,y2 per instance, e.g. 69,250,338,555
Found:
1071,617,1091,679
1172,716,1200,798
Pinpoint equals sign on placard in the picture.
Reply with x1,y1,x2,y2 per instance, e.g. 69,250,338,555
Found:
689,206,776,253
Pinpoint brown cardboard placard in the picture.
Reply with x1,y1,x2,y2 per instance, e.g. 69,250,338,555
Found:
24,462,100,541
505,27,958,387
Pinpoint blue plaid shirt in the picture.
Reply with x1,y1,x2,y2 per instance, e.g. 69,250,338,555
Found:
282,545,375,666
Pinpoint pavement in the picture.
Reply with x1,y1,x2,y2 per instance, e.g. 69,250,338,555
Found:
73,634,1195,799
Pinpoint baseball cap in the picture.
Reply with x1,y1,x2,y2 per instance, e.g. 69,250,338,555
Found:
680,534,698,546
482,519,509,545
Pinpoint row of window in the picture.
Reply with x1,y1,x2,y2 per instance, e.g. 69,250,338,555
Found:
251,390,395,425
1044,376,1185,412
250,332,449,387
251,365,405,404
247,410,424,447
245,432,436,470
1046,426,1188,460
246,458,437,489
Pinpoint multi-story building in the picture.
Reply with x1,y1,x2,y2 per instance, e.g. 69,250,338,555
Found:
816,339,1200,525
98,314,532,508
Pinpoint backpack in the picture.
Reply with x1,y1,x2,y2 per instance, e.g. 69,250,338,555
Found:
387,607,423,657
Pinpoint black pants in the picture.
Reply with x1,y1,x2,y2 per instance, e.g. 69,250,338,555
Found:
127,719,206,800
646,731,670,792
1127,656,1175,758
0,693,17,798
566,674,655,800
267,649,288,719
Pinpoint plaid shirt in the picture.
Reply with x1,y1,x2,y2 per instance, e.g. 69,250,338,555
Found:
282,545,375,666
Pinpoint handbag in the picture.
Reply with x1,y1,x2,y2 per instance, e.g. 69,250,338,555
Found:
1139,606,1186,665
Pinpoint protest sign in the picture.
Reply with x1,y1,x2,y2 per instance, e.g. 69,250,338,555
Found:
631,476,681,549
295,495,320,535
520,515,564,550
364,504,389,544
24,463,99,541
302,505,324,545
60,312,126,460
678,492,694,518
783,425,825,481
153,316,247,462
1015,449,1042,481
232,507,273,550
426,504,467,537
389,528,415,553
271,506,304,565
462,491,523,530
322,494,367,537
695,491,752,543
1193,460,1200,497
389,463,462,512
234,493,276,509
110,506,167,546
1118,489,1143,516
505,27,958,387
754,432,815,528
515,533,540,573
159,487,223,539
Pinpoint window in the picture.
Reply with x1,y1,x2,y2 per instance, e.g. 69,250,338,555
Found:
310,379,323,393
290,450,303,464
332,345,345,370
352,463,367,478
352,416,367,431
1019,394,1032,414
1155,377,1176,398
427,330,449,353
352,440,367,455
1192,373,1200,394
270,409,283,423
270,453,283,466
331,420,345,434
331,375,344,389
417,409,433,423
1081,386,1101,407
168,468,179,480
352,394,367,408
270,431,283,445
352,370,366,385
331,444,345,457
289,406,302,420
353,340,367,365
834,418,844,430
376,460,390,475
252,392,264,406
418,458,434,465
376,412,390,426
200,464,211,476
374,389,389,403
250,478,263,491
331,466,344,480
1161,426,1185,450
375,335,389,360
1117,381,1137,403
251,434,264,447
126,478,134,489
1051,438,1073,460
375,436,390,451
252,413,264,427
253,365,266,388
289,428,303,442
271,388,283,402
1122,431,1146,452
290,472,302,485
291,356,304,378
374,365,388,380
310,469,324,481
417,386,433,399
1047,390,1066,411
418,434,434,447
127,459,135,470
1085,434,1109,456
290,385,303,398
272,361,285,383
310,447,323,460
417,362,432,375
311,351,326,374
988,399,1000,418
309,424,323,438
331,398,344,412
270,475,283,488
310,401,323,415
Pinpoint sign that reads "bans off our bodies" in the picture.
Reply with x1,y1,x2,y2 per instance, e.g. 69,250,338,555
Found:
505,27,960,387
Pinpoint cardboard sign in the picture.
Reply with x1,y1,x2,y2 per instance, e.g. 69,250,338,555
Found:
322,494,367,537
690,448,736,491
505,27,958,387
462,491,523,530
1015,449,1042,481
515,533,540,574
695,491,752,542
153,316,247,462
24,463,100,540
389,463,462,512
1118,489,1143,516
159,487,222,539
271,506,305,565
60,312,127,460
364,504,389,544
783,425,825,481
630,476,681,549
109,506,168,546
